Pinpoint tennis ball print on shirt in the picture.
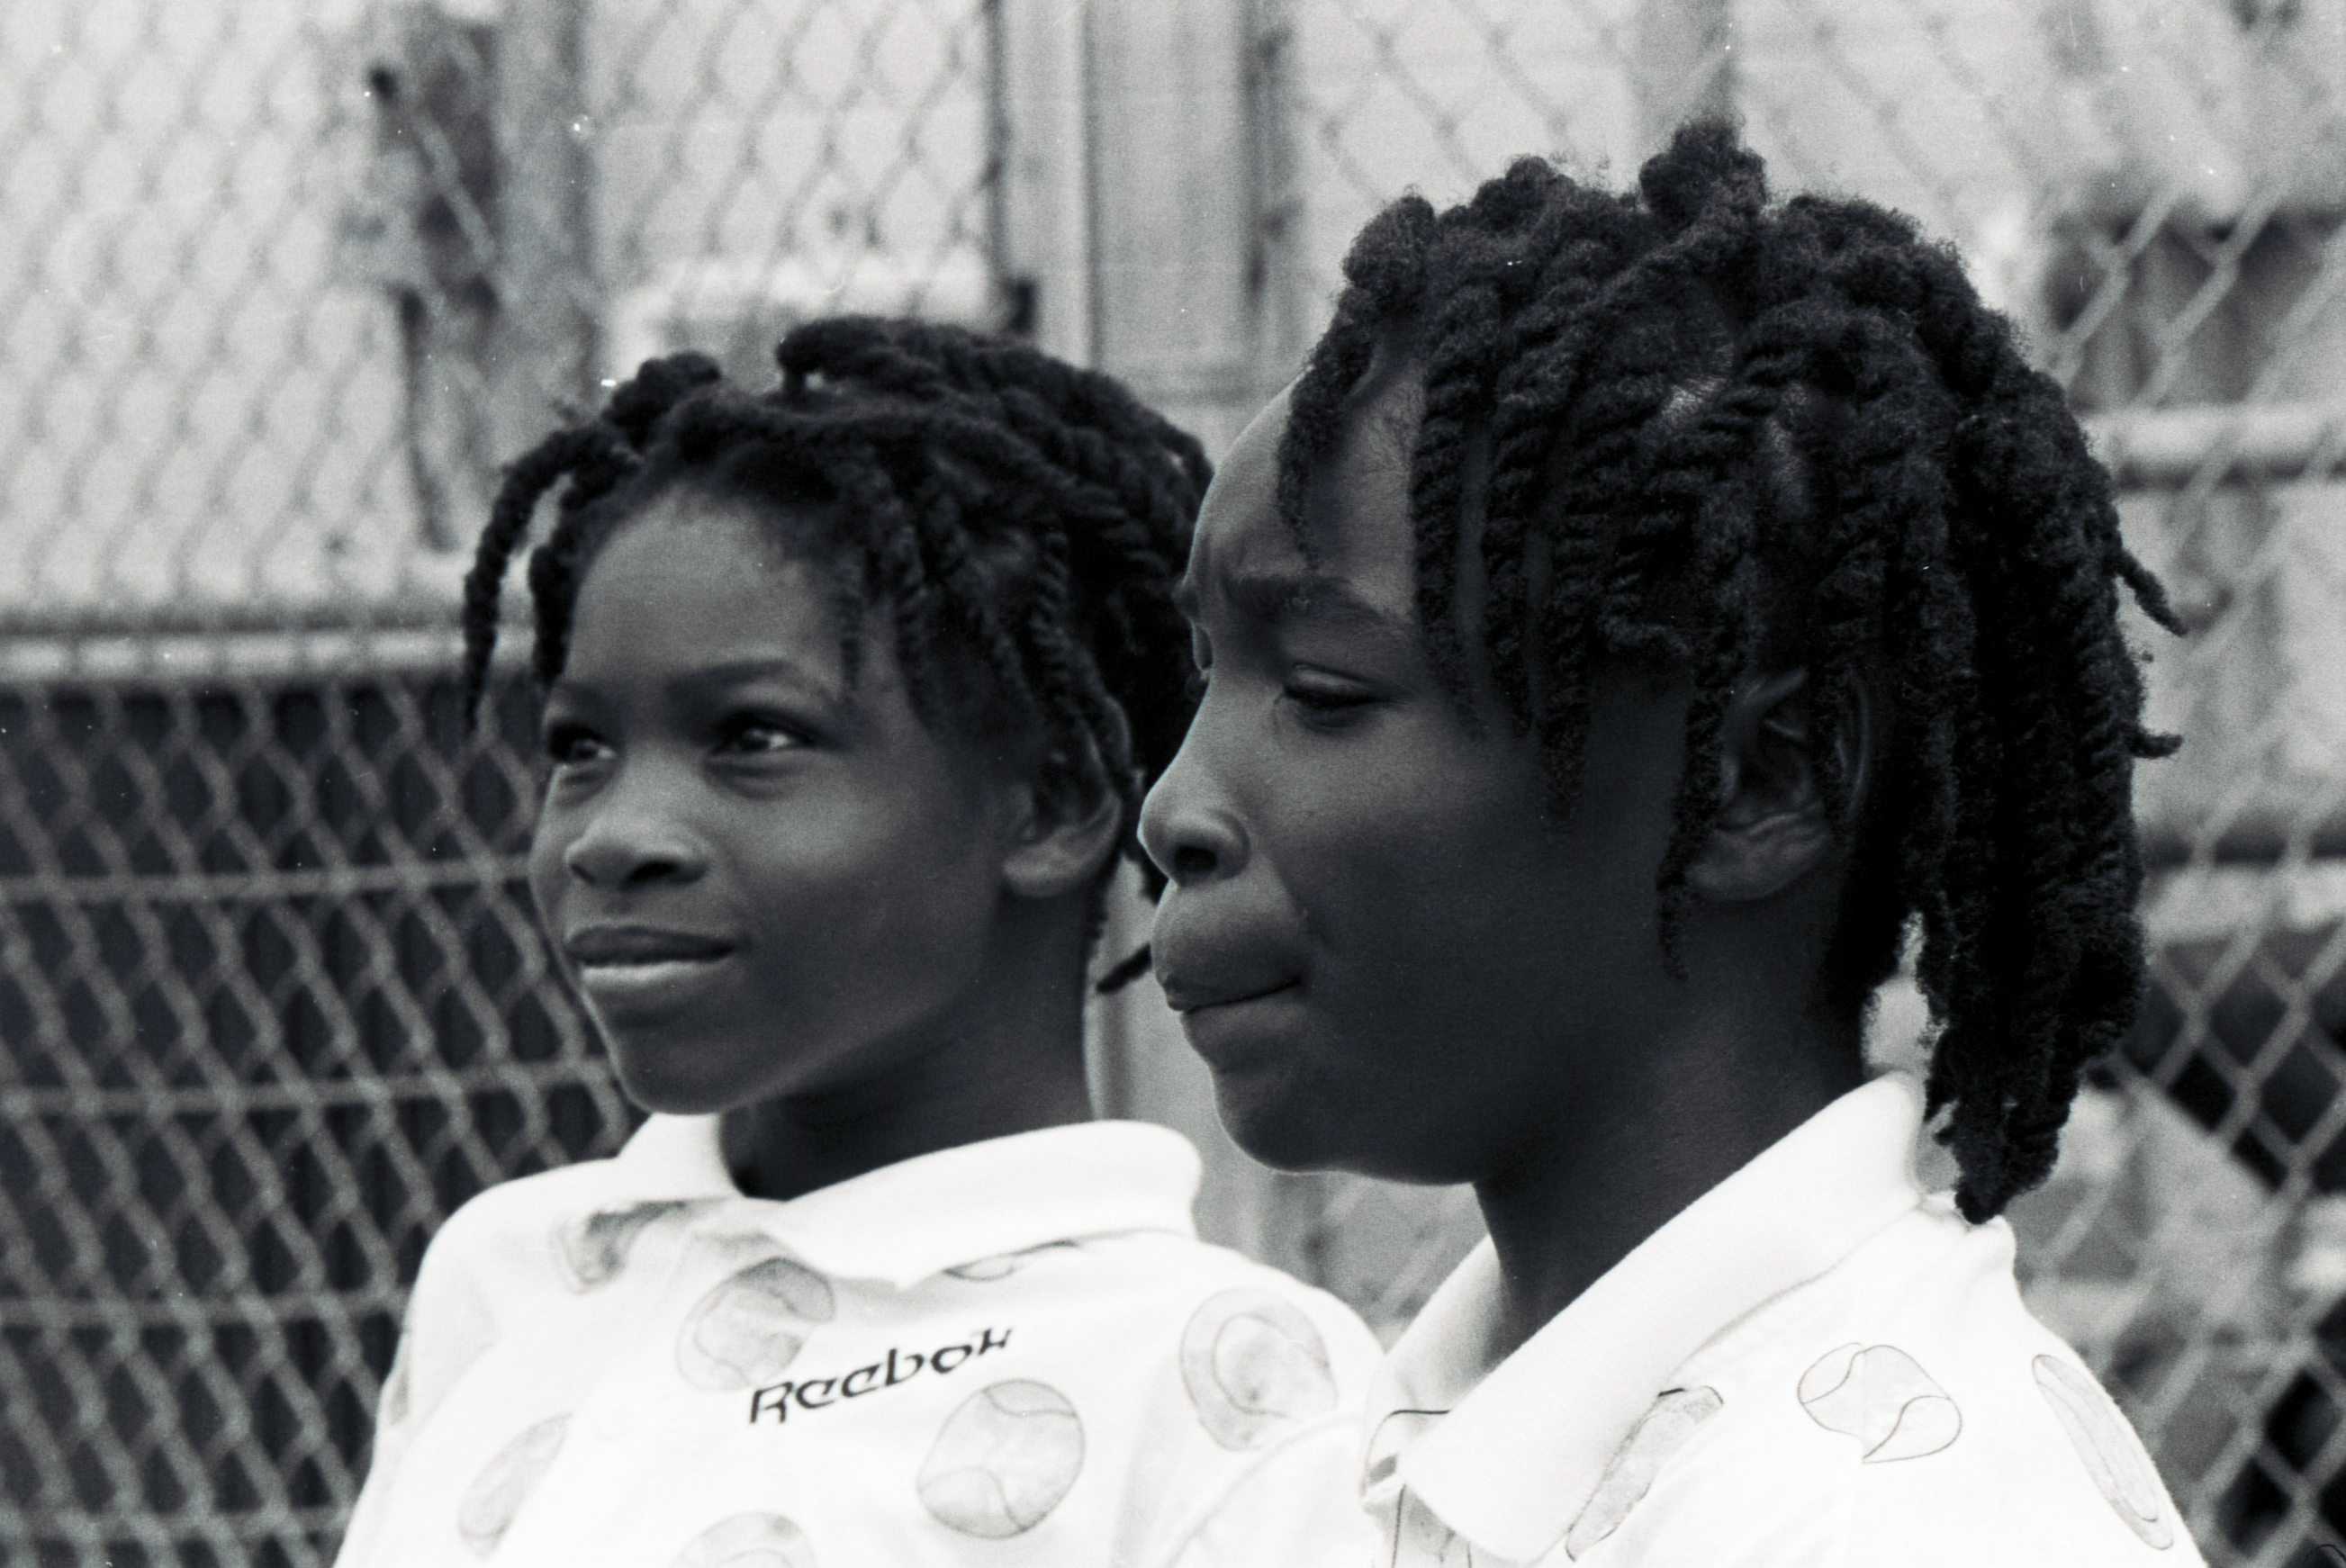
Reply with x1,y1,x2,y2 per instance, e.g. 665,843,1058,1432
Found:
2034,1355,2177,1550
943,1240,1080,1282
553,1201,714,1292
1178,1289,1339,1449
1797,1342,1962,1463
672,1511,818,1568
1566,1386,1725,1560
1393,1486,1483,1566
677,1256,837,1390
916,1379,1087,1537
456,1413,571,1556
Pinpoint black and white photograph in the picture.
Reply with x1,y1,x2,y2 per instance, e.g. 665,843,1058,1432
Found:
2,1,2343,1563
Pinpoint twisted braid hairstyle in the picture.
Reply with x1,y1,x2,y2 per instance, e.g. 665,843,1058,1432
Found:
463,317,1209,987
1282,122,2181,1221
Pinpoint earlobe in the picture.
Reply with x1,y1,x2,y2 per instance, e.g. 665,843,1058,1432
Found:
1000,776,1123,901
1000,714,1129,902
1684,666,1866,903
1684,808,1837,902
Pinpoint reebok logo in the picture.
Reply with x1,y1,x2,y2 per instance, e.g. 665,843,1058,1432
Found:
747,1327,1015,1424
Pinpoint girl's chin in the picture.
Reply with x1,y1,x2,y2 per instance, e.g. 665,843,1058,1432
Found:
608,1046,769,1119
1210,1071,1475,1185
1207,1069,1345,1175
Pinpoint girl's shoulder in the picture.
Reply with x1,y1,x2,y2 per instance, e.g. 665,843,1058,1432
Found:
430,1156,636,1257
417,1152,713,1311
1031,1228,1387,1395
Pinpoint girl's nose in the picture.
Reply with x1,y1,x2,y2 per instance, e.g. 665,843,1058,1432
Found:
560,770,710,890
1139,737,1247,888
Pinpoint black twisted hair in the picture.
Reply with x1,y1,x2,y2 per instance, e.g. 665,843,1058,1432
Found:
1281,122,2182,1222
463,317,1210,989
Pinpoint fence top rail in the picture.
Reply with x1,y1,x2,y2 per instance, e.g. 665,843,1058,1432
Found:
2084,402,2346,488
4,402,2338,682
0,625,539,686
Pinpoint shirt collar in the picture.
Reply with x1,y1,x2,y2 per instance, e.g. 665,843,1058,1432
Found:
610,1115,1202,1289
1373,1071,1928,1563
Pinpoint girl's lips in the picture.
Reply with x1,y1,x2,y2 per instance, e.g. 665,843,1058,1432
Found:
574,951,735,1011
1148,897,1301,1013
1162,978,1301,1014
564,925,735,966
565,929,740,1012
1168,979,1307,1077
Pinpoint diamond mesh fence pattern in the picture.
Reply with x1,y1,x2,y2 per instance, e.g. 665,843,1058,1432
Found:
1,0,995,1562
7,0,2346,1563
0,671,623,1566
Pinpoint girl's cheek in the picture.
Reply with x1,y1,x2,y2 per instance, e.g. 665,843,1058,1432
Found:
526,829,573,919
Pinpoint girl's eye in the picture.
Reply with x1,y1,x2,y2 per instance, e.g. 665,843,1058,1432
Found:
1282,671,1379,719
716,715,806,755
543,723,609,767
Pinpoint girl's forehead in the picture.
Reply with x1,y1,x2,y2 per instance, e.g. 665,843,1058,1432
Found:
1323,372,1421,521
621,486,835,572
566,501,872,684
1308,365,1431,589
577,508,839,638
1187,391,1421,635
1347,335,1428,460
596,490,871,625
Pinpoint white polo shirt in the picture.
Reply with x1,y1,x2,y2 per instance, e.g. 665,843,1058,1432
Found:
336,1118,1380,1568
1365,1072,2204,1566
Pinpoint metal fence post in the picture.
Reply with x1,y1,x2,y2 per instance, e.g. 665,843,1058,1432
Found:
1634,0,1734,153
1070,0,1317,1270
995,0,1094,365
1080,0,1283,455
355,0,599,558
494,0,600,474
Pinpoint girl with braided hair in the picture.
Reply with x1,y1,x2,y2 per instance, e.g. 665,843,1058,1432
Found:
1141,124,2201,1565
337,318,1378,1568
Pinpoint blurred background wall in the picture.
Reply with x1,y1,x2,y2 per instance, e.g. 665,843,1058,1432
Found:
3,0,2345,1562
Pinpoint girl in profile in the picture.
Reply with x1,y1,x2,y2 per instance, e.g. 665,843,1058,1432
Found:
1143,125,2200,1565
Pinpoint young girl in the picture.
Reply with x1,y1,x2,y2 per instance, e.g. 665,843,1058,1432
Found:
335,319,1379,1567
1141,125,2204,1564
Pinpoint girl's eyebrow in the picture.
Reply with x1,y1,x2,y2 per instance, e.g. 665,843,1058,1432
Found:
1185,569,1416,645
687,656,835,688
548,656,848,711
676,657,849,708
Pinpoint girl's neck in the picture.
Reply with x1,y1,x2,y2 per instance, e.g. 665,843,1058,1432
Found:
1474,995,1865,1359
718,1050,1093,1203
716,908,1097,1202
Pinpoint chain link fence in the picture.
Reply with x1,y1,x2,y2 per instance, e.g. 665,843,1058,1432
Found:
5,0,2346,1563
0,2,997,1562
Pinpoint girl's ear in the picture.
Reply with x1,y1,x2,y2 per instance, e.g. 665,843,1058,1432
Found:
1684,666,1869,903
999,711,1129,901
